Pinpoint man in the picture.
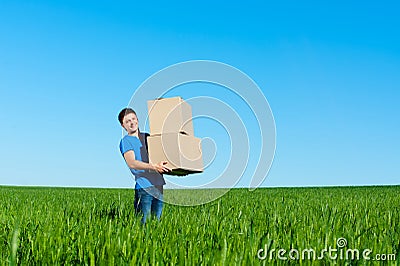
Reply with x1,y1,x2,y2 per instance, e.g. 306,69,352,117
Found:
118,108,170,224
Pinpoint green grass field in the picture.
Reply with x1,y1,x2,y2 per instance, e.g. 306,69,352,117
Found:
1,186,399,265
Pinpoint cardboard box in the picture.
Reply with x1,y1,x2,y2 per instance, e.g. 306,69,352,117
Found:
147,97,194,135
147,133,203,175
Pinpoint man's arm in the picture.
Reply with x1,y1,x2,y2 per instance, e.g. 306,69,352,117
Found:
123,150,170,174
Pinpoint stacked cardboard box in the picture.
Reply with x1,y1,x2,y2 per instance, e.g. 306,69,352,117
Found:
147,97,203,175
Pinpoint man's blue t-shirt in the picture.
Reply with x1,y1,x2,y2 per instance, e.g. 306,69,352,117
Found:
119,134,165,189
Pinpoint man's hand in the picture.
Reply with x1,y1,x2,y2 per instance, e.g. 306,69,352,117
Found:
153,161,171,174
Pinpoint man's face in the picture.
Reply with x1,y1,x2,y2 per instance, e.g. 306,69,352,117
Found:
122,113,138,134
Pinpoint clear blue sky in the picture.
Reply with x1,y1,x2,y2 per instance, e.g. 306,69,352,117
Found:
1,0,399,188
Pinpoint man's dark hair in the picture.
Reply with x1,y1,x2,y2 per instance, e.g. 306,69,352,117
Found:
118,108,137,124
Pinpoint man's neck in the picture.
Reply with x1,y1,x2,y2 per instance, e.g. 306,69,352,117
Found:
128,131,139,137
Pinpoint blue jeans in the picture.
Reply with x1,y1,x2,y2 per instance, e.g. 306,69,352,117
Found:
134,186,163,224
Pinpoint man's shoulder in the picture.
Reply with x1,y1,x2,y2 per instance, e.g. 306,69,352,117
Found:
120,135,141,146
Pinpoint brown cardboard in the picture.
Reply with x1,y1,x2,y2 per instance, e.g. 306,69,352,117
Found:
147,133,203,175
147,97,194,135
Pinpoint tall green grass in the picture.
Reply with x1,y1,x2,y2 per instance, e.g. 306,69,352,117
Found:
0,186,399,265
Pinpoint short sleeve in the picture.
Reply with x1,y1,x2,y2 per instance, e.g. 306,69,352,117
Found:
120,136,134,155
119,135,142,160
